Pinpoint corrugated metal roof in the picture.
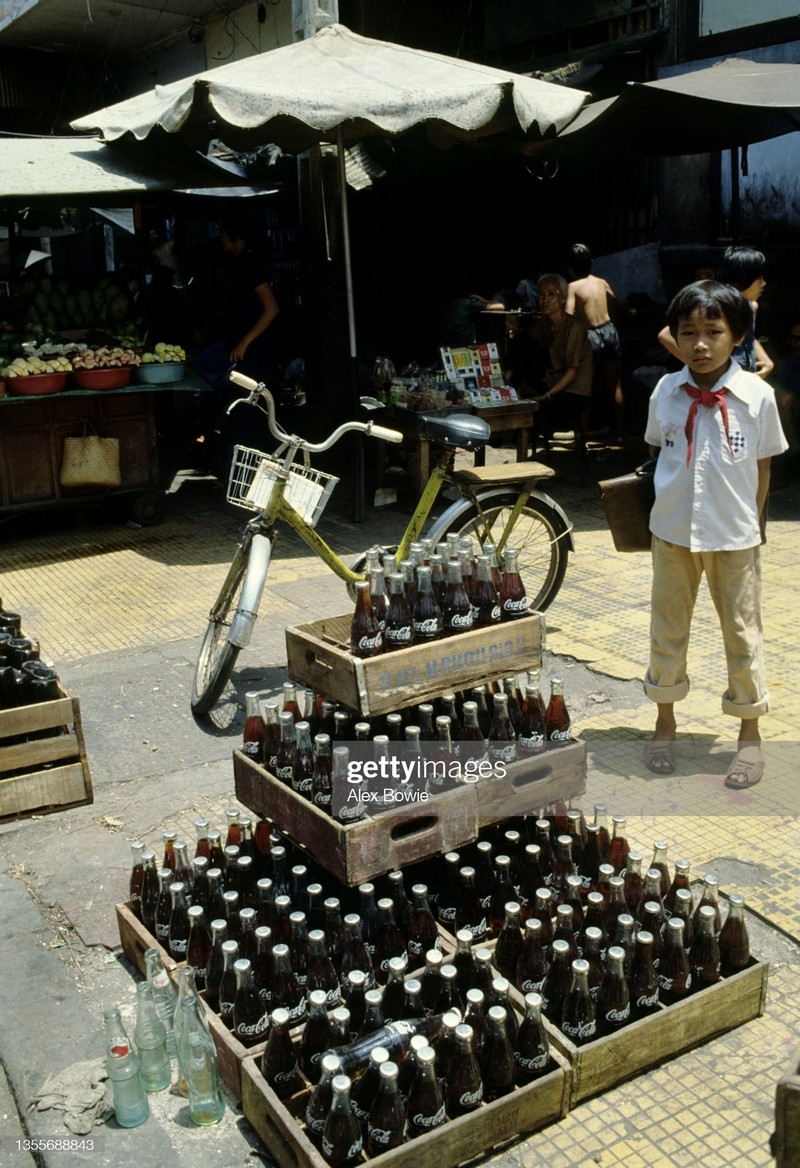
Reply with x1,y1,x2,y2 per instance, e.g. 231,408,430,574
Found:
0,135,258,198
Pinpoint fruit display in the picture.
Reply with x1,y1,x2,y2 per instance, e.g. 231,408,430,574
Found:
71,346,139,370
25,276,134,337
140,342,186,364
1,354,72,378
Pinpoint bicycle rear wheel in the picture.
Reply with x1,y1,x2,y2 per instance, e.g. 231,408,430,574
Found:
191,541,249,716
438,493,570,612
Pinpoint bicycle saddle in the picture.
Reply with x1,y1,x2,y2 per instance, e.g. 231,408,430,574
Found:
417,412,490,449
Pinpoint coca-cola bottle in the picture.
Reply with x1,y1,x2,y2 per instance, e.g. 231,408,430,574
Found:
544,678,572,744
562,958,597,1045
322,1073,363,1167
324,897,347,975
350,1044,389,1126
207,829,225,872
281,681,303,723
490,976,519,1044
204,919,228,1012
168,881,190,963
186,904,211,986
649,839,671,900
307,929,340,1008
460,701,487,766
488,692,517,765
513,991,551,1084
495,901,524,982
406,1044,446,1137
442,559,473,637
530,887,555,947
563,873,585,934
140,850,159,933
402,977,425,1021
469,686,492,738
638,870,666,930
499,547,528,621
473,555,500,627
368,567,387,634
381,957,408,1024
693,874,723,934
488,855,515,936
417,949,442,1014
433,1011,460,1082
222,888,242,944
400,559,417,611
218,939,240,1027
606,815,629,875
274,712,297,786
515,917,548,995
481,1005,516,1101
291,721,314,800
190,855,211,916
271,942,306,1026
253,925,274,1010
605,877,629,943
255,877,274,931
261,1007,301,1099
305,1052,342,1147
243,691,266,762
413,565,443,643
719,892,750,975
342,970,368,1039
224,807,242,848
452,929,478,999
579,890,608,953
551,835,578,904
341,913,375,987
540,937,571,1023
261,700,281,771
581,926,605,1001
433,964,464,1020
161,829,177,872
629,930,660,1019
596,945,630,1034
129,841,145,920
406,884,440,964
310,733,332,814
550,902,579,965
639,901,667,967
454,865,487,944
445,1023,483,1116
359,988,386,1040
665,858,692,916
324,1015,445,1076
658,917,692,1003
233,957,269,1047
622,851,644,917
580,824,603,893
385,573,415,652
387,870,411,941
289,910,311,995
351,580,383,658
688,904,721,989
367,1060,407,1154
612,913,636,978
473,840,495,912
463,987,488,1059
517,682,547,757
374,898,407,984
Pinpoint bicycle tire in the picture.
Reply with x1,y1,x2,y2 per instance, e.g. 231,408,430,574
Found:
191,542,250,716
437,493,570,612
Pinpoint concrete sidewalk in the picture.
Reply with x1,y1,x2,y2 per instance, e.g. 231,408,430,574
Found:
0,442,798,1168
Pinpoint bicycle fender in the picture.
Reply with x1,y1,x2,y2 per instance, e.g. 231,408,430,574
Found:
229,533,272,648
425,488,575,551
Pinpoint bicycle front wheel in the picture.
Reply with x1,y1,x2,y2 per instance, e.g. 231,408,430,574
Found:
439,493,570,612
191,542,249,716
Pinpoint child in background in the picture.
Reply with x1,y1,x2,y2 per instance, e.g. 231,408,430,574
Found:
643,281,787,787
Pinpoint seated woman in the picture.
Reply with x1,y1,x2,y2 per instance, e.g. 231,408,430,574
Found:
527,273,594,440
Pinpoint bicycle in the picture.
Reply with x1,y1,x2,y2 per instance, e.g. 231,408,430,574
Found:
191,371,574,716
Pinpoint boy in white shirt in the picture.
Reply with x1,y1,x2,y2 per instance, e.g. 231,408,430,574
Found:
643,281,787,787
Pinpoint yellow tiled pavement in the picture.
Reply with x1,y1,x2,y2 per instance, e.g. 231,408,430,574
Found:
2,453,799,1167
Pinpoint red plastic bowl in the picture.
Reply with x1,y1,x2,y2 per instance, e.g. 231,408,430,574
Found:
7,372,68,395
71,367,132,390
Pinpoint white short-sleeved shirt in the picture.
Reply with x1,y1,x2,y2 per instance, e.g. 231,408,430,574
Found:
645,359,788,552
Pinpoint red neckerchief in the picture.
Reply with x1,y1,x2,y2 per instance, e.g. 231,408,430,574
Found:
683,383,733,466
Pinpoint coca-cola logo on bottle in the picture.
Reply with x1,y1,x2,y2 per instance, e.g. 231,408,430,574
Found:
387,626,412,644
562,1018,596,1040
604,1005,630,1023
412,1105,446,1128
549,729,572,742
414,618,440,636
449,613,473,629
368,1127,396,1147
503,597,528,612
459,1086,483,1107
357,634,382,652
514,1051,548,1071
237,1015,269,1038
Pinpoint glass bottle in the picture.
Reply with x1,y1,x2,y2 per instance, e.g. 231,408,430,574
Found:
463,987,488,1060
326,1015,445,1078
579,824,603,893
223,888,243,944
495,901,524,983
719,892,750,975
324,897,347,975
261,1007,302,1100
275,711,297,786
502,676,523,735
367,1060,407,1155
208,867,227,924
613,912,636,977
140,850,159,934
562,957,597,1045
307,928,341,1008
386,870,412,941
452,929,478,999
579,890,608,954
402,977,426,1021
291,721,315,799
186,905,211,989
693,874,723,934
481,1005,516,1101
406,1044,446,1137
272,941,306,1026
623,852,644,917
513,991,550,1084
607,815,630,874
154,868,173,948
161,828,177,872
103,1007,149,1127
550,902,579,965
133,981,171,1091
434,964,464,1020
224,807,242,848
629,929,660,1019
261,699,281,771
499,547,528,621
445,1023,483,1116
281,681,303,723
688,904,721,989
208,829,226,872
406,884,440,963
203,920,228,1014
516,917,548,995
581,925,605,1001
455,865,487,944
233,957,270,1047
342,970,367,1039
443,558,473,636
243,690,266,762
544,678,571,742
218,938,240,1028
299,989,333,1084
540,937,571,1023
253,925,274,1011
359,987,386,1039
460,700,487,765
534,818,556,884
472,554,500,627
665,858,692,916
305,1052,342,1147
323,1074,364,1167
129,840,146,920
351,579,383,658
517,682,546,757
385,572,415,651
596,945,630,1034
490,976,519,1044
168,881,190,964
311,733,333,815
658,917,692,1003
551,834,578,904
531,887,555,947
413,565,443,643
488,692,517,765
488,855,516,936
341,913,375,986
351,1044,389,1126
419,949,443,1015
605,876,629,940
381,956,408,1024
289,910,311,995
190,855,211,917
649,839,671,900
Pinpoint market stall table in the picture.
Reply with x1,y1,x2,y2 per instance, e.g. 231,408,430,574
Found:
0,369,209,525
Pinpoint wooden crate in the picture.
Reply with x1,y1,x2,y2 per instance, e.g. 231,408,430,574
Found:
544,958,769,1107
234,750,480,887
284,612,544,718
241,1043,571,1168
774,1043,800,1168
475,740,586,828
115,900,176,977
0,685,93,822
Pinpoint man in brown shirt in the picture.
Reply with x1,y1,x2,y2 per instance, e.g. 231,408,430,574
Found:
530,273,593,441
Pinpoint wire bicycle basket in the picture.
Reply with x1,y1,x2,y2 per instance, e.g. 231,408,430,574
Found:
227,445,338,528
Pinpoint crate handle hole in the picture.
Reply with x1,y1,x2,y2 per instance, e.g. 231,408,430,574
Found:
390,815,439,841
511,766,554,790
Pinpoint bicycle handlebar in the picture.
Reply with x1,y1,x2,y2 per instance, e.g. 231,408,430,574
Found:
227,370,403,450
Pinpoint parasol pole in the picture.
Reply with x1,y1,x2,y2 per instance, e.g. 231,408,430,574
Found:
337,123,364,523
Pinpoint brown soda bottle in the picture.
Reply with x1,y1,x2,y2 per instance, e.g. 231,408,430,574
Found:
473,554,501,627
495,901,524,983
323,1073,364,1167
243,690,266,762
562,957,597,1045
186,905,211,988
359,988,386,1039
433,964,464,1020
445,1023,483,1116
623,852,644,917
581,926,605,1000
324,897,346,975
665,858,692,916
455,865,487,944
204,919,228,1012
300,990,334,1084
531,887,555,947
310,733,332,815
649,839,671,900
140,850,159,933
638,869,667,929
289,910,311,996
638,902,667,971
386,870,411,942
218,938,240,1027
261,1007,301,1099
281,681,303,723
419,949,444,1014
402,977,426,1021
564,809,586,871
591,803,611,861
385,572,415,651
452,929,478,999
329,1004,351,1048
407,1044,446,1137
358,883,380,966
253,925,274,1010
351,579,383,658
502,677,523,735
460,701,487,766
168,881,190,963
192,818,211,862
481,1005,516,1101
342,970,368,1039
500,547,528,621
190,856,211,917
534,819,556,885
463,988,488,1060
719,892,750,975
290,721,315,800
516,917,549,995
629,929,660,1019
341,913,375,986
382,957,408,1024
413,565,443,642
233,957,270,1047
326,1015,446,1077
605,876,629,942
488,692,517,765
596,945,630,1034
367,1060,407,1154
473,947,495,999
607,815,630,875
579,824,602,894
488,855,515,936
224,846,242,894
222,889,242,944
406,884,440,965
442,559,473,637
513,991,550,1084
540,937,571,1023
550,902,579,965
368,567,387,635
428,554,448,609
129,841,145,919
238,856,259,910
693,874,723,934
517,682,547,757
305,1052,342,1146
271,941,306,1027
613,913,636,978
238,906,258,962
469,686,492,738
161,829,177,873
400,559,417,611
688,904,721,989
374,898,407,984
473,840,495,915
551,834,577,904
544,678,572,744
350,1045,389,1126
255,876,274,932
563,873,585,933
307,928,341,1008
579,890,608,954
433,1011,461,1082
261,700,281,771
208,829,226,873
275,712,297,786
658,917,692,1003
224,807,242,849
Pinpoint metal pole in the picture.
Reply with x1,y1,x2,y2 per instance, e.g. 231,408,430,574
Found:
337,125,364,523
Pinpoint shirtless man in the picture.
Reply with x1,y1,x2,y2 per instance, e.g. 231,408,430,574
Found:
566,242,625,441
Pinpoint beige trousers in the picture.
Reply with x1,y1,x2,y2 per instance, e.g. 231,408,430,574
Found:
644,535,768,720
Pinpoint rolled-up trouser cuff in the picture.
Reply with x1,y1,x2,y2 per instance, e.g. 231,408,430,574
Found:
643,674,690,704
721,690,769,719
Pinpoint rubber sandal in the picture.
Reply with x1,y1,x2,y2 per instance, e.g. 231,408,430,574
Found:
644,741,675,775
724,745,764,789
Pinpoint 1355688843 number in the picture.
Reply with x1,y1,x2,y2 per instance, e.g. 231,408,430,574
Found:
12,1137,100,1153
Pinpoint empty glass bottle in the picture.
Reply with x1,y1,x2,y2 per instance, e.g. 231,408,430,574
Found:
144,948,177,1058
104,1007,149,1127
133,982,171,1091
